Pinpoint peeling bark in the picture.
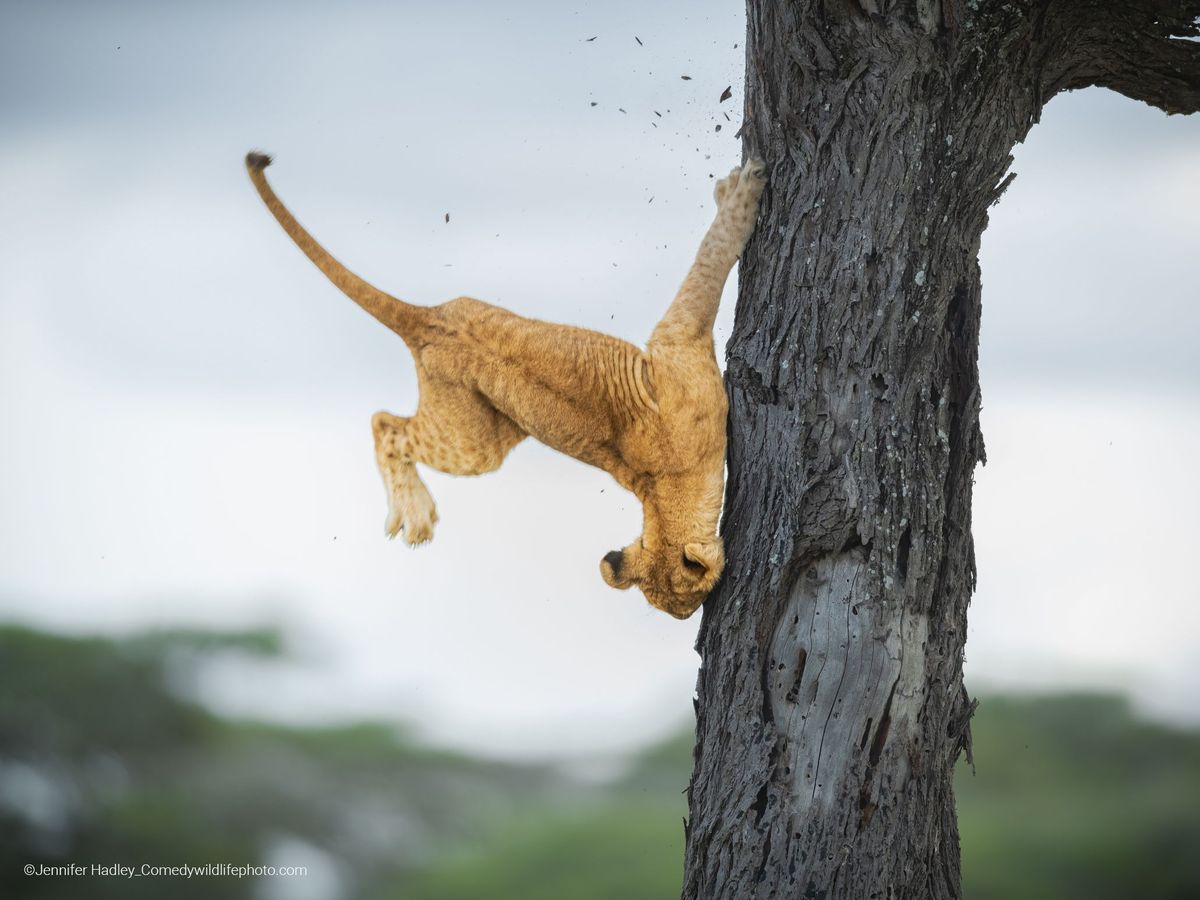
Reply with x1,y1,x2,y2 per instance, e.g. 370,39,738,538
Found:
682,1,1200,898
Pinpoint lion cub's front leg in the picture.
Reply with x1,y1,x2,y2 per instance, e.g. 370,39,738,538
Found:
648,159,766,347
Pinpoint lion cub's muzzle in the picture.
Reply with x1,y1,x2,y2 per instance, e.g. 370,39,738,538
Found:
600,550,629,589
599,546,711,620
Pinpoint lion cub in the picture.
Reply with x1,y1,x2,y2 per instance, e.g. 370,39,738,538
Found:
247,152,765,618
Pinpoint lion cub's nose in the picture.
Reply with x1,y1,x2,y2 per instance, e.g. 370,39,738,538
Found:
602,550,624,578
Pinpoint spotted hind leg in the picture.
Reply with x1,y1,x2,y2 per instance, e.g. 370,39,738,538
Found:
372,413,439,545
371,377,525,546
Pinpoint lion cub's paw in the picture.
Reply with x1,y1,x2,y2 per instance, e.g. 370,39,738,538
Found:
401,511,436,546
384,485,439,547
736,158,767,201
713,166,742,207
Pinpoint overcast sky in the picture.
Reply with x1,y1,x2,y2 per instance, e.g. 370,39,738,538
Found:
1,0,1197,761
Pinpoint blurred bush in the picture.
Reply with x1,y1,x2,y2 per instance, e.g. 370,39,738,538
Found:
957,693,1200,900
1,623,1197,899
0,624,576,900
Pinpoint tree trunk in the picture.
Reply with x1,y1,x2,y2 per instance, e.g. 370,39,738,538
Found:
682,2,1200,898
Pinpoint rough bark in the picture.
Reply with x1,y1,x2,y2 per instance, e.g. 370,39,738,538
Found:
683,2,1200,899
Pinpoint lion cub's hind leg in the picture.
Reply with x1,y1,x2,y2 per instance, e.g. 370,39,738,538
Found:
372,412,439,545
371,377,526,546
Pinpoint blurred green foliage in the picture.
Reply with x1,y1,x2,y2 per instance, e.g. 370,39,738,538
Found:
957,694,1200,900
2,622,1198,900
0,624,571,900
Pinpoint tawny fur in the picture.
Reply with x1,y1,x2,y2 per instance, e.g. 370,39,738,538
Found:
246,152,765,619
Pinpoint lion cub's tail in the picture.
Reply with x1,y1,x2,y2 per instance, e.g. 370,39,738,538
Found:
245,151,428,341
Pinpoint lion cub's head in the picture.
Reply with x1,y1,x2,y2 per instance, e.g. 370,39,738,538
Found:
599,536,724,619
598,467,726,618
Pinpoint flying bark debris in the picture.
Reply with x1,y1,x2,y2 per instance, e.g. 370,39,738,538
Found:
715,124,722,132
654,110,662,117
635,36,643,46
681,75,692,80
619,108,627,113
443,213,449,223
590,101,598,107
585,36,597,42
719,85,732,102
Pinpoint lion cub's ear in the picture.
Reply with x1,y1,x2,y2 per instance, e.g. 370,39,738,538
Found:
682,541,725,589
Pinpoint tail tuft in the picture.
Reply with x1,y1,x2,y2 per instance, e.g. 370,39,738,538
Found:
245,151,273,171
